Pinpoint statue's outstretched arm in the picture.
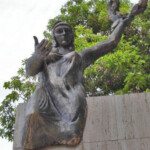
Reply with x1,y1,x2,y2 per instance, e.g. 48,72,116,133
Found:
80,0,148,69
26,37,52,76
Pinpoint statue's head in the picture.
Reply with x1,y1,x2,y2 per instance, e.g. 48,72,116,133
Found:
51,21,74,51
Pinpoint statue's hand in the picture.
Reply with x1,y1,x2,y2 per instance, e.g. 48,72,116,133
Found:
33,36,52,57
108,0,148,28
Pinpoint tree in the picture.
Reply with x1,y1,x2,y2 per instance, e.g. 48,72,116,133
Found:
44,0,131,38
0,60,37,141
0,0,149,141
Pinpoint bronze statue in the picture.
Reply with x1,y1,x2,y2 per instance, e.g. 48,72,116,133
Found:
21,0,148,149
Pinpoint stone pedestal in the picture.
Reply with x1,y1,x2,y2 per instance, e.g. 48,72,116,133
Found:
14,93,150,150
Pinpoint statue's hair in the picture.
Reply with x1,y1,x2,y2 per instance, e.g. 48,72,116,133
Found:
51,21,74,51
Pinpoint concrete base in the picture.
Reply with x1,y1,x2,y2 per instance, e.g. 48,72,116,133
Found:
13,93,150,150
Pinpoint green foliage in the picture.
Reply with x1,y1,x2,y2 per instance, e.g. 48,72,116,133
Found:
83,35,149,95
0,60,37,141
74,25,108,52
70,0,150,96
44,0,131,39
73,24,150,95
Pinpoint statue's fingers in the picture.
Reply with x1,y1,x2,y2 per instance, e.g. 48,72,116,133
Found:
38,39,46,48
39,40,48,49
41,48,50,56
131,4,139,16
45,51,50,56
130,0,148,16
45,43,52,52
43,40,49,48
47,43,52,49
45,46,52,54
33,36,39,46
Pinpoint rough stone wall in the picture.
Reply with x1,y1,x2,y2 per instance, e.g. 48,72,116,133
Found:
13,92,150,150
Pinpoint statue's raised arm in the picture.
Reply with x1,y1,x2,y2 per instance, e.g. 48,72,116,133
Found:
79,0,148,69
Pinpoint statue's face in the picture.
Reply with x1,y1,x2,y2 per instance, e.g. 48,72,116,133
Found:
54,25,73,47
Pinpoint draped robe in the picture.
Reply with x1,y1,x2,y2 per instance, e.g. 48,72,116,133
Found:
21,51,87,150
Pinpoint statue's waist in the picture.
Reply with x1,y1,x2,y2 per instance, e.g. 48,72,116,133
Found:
37,84,86,121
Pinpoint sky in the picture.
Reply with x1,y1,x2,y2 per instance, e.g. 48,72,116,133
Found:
0,0,137,149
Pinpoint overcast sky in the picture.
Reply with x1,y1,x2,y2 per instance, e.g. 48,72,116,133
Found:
0,0,137,149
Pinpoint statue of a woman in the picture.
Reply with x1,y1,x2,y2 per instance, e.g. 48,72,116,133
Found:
21,1,148,149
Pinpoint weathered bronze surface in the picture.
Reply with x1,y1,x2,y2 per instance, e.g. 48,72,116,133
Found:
21,0,148,149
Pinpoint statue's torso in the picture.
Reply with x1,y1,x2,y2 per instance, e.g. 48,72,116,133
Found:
22,51,87,149
38,51,86,122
